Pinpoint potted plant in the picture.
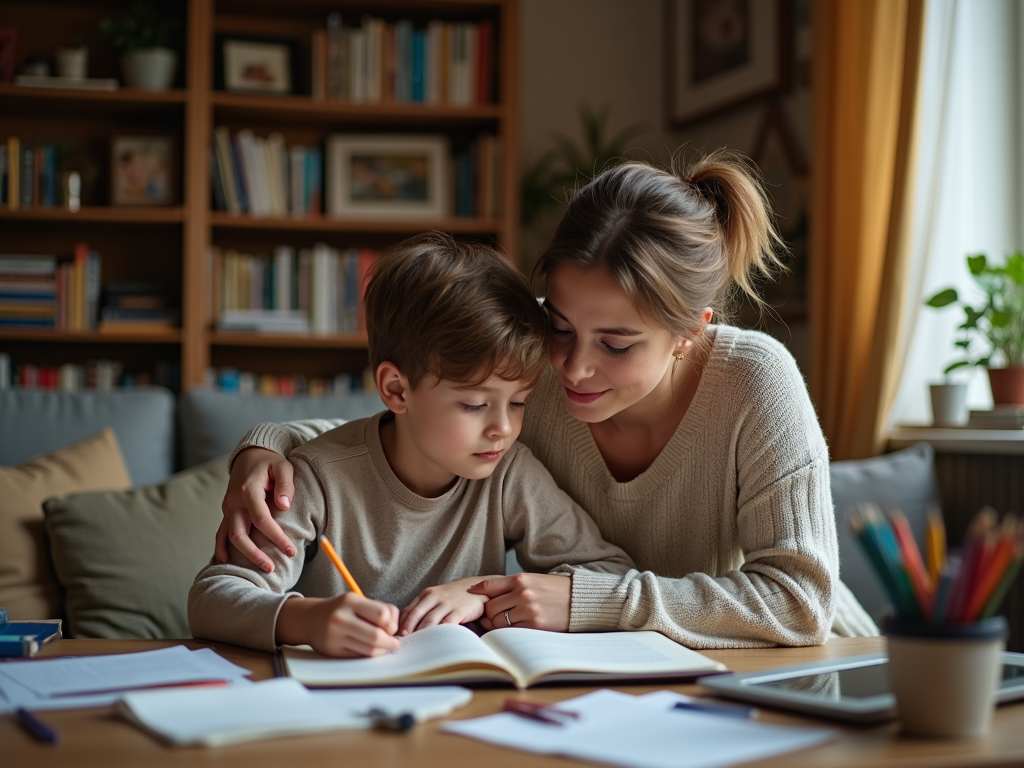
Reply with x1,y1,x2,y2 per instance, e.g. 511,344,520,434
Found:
925,251,1024,406
99,0,178,90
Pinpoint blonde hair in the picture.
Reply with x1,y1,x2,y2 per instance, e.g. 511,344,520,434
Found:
365,232,549,388
534,150,784,343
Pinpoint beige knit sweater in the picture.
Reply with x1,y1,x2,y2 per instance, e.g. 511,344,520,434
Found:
193,413,634,651
232,326,878,648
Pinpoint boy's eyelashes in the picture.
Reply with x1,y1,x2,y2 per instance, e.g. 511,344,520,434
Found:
458,401,528,413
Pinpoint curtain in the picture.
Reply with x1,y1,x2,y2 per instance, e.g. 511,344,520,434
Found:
809,0,926,460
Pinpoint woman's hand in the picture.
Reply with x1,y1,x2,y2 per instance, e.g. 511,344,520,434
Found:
215,447,298,572
468,573,572,631
397,576,496,636
277,594,400,658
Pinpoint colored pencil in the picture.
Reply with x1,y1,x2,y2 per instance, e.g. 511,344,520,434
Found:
925,506,946,585
318,535,365,597
964,515,1018,622
979,538,1024,620
887,508,933,618
864,506,920,619
849,512,908,616
946,509,995,623
930,553,960,625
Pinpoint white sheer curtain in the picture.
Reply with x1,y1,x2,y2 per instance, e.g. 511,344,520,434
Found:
888,0,1024,427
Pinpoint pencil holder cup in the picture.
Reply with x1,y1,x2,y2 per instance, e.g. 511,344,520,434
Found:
883,616,1006,738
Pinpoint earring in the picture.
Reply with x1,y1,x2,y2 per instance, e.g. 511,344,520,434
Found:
673,351,686,361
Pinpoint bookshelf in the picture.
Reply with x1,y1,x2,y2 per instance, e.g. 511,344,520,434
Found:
1,0,520,393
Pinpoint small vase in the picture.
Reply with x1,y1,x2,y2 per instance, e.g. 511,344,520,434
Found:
987,366,1024,405
929,383,969,427
120,48,176,90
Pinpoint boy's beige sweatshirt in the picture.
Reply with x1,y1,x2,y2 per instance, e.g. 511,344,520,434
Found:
189,412,634,651
229,326,879,648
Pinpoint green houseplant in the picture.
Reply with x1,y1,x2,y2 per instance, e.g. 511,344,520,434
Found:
99,0,178,90
925,251,1024,405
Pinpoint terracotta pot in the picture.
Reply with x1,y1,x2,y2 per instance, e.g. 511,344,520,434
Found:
987,366,1024,405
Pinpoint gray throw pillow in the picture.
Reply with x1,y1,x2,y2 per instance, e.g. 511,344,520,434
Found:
830,443,940,622
42,457,228,639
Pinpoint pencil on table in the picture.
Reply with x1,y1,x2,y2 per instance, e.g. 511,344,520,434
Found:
318,535,365,597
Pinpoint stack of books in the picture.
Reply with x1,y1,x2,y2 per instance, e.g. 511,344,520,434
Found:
313,15,494,105
1,138,60,209
0,253,58,329
967,406,1024,429
98,282,178,333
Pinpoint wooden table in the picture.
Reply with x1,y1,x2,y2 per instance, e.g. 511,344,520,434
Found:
3,637,1024,767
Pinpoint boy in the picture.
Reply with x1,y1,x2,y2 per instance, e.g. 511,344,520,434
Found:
188,233,633,657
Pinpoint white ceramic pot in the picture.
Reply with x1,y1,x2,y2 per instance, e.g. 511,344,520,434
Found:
120,48,176,90
929,382,969,427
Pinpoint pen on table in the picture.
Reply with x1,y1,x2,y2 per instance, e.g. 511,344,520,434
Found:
318,535,364,596
502,699,580,726
272,648,284,678
673,699,757,719
366,707,416,732
16,708,59,745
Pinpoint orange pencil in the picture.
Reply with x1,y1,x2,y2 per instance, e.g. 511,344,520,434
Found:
887,508,933,617
925,507,946,585
318,535,365,597
965,516,1019,622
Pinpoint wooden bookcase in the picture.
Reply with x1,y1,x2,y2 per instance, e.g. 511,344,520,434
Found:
0,0,520,391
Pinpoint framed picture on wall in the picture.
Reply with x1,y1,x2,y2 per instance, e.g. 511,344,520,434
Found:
325,135,449,219
110,135,176,206
666,0,791,127
220,38,294,94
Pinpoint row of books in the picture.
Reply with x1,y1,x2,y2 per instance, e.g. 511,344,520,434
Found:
211,244,377,336
0,250,99,331
206,367,374,396
0,355,181,392
313,15,494,105
211,127,322,218
1,137,59,209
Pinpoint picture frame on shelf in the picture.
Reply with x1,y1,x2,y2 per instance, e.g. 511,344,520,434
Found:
665,0,791,127
326,135,450,220
110,135,176,207
220,37,293,95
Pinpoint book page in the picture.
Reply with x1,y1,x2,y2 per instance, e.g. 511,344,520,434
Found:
483,629,726,687
283,623,513,686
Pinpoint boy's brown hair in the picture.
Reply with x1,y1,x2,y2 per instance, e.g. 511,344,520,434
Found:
364,232,549,388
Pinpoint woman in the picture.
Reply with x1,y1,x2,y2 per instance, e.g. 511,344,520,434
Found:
218,150,877,647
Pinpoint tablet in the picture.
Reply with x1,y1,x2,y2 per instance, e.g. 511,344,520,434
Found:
698,652,1024,723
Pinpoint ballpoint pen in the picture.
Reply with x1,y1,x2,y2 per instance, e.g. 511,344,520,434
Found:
673,699,756,719
502,699,580,725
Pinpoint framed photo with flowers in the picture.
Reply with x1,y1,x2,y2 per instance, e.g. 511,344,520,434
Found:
666,0,791,127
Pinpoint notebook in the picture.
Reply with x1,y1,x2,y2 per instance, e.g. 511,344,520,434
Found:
283,624,726,689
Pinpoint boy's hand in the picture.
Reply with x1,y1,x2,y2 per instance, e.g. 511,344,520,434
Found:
469,573,572,631
216,447,298,573
278,594,400,657
398,577,497,636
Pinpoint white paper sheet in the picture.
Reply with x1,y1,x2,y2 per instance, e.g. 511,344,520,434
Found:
118,679,472,747
442,689,833,768
0,646,253,713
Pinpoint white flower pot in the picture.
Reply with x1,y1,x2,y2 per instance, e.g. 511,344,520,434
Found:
120,48,176,90
929,382,969,427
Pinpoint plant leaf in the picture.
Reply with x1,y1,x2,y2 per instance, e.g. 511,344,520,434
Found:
925,288,958,307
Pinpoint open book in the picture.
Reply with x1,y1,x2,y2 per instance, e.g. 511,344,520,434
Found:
282,625,727,689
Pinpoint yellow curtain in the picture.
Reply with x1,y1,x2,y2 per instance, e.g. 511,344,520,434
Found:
809,0,926,460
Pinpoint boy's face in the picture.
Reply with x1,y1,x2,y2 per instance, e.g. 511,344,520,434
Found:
391,370,533,496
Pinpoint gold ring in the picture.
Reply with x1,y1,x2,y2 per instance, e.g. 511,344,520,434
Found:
504,610,512,626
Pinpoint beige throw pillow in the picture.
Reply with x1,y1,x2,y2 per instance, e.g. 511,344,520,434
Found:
0,428,132,620
43,457,228,639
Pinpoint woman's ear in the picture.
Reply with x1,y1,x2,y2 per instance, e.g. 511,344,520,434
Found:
376,362,410,414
